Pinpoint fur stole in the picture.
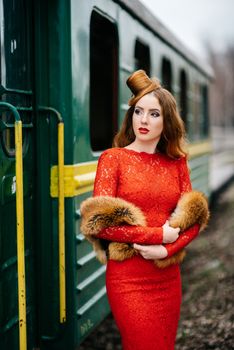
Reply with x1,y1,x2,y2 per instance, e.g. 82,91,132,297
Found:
80,191,209,268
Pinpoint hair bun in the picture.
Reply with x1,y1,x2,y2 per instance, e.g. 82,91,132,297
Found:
126,70,161,106
126,70,151,95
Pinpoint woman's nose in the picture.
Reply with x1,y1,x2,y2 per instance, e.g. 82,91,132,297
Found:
141,113,148,124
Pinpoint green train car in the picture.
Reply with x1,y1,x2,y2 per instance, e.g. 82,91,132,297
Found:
0,0,213,349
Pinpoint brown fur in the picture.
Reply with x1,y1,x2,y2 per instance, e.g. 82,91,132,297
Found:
169,191,209,231
155,191,209,268
80,191,209,267
80,196,146,264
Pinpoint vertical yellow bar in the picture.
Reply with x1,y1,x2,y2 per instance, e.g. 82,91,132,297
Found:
15,121,27,350
58,122,66,322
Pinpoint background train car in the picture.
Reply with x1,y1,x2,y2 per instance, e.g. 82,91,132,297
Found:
0,0,230,349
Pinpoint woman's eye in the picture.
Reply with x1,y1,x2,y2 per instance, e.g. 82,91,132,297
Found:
151,112,160,118
134,108,141,115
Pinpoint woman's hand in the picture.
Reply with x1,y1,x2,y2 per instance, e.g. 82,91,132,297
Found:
162,220,180,243
133,244,168,260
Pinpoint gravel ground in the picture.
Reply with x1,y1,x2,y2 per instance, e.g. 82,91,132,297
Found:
79,181,234,350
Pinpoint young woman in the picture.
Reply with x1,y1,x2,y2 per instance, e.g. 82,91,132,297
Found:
91,70,200,349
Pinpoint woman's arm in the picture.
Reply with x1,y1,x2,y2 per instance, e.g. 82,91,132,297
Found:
163,156,200,256
97,225,163,244
133,222,199,260
164,224,199,257
93,149,119,197
96,219,179,244
133,243,168,259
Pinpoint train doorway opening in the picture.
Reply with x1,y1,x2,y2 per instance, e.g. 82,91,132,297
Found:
89,10,119,152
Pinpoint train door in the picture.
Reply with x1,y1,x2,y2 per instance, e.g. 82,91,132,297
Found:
33,1,75,349
0,0,38,349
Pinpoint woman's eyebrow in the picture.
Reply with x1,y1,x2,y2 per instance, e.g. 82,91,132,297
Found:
135,105,160,112
149,108,160,112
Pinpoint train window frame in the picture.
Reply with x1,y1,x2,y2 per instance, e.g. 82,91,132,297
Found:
89,9,119,153
161,57,173,93
134,39,151,75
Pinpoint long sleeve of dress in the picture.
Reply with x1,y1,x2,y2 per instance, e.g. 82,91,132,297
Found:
164,157,200,257
93,150,163,244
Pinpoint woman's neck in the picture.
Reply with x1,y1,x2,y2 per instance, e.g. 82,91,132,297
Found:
125,140,159,154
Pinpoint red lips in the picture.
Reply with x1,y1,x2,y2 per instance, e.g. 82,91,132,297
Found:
139,128,149,134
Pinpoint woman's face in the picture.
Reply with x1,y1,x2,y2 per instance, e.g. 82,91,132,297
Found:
132,93,163,144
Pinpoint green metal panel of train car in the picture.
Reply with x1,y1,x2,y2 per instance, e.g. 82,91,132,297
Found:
0,1,37,349
34,1,76,349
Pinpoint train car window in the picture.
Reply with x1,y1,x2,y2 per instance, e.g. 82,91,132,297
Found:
161,58,172,92
193,82,200,140
134,40,151,75
201,85,209,137
90,11,118,152
0,0,32,156
179,70,188,129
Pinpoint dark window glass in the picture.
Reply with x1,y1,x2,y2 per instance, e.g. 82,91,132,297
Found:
161,58,172,92
90,11,118,152
0,0,32,156
179,70,188,129
134,40,151,75
201,85,209,137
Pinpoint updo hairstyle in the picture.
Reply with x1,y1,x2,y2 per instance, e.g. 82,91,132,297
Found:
127,70,161,106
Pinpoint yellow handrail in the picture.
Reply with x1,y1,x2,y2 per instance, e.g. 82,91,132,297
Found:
58,122,66,323
15,120,27,350
39,106,66,324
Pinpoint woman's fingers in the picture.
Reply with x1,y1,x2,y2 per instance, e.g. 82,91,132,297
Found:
133,244,168,259
133,243,145,251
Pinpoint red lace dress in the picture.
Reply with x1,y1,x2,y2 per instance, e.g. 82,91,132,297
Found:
93,148,199,350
